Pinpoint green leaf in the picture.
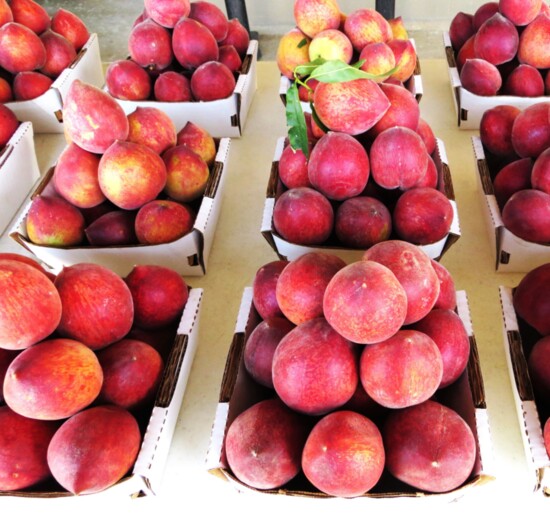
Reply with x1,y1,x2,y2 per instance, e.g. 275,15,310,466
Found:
309,59,387,83
285,82,309,158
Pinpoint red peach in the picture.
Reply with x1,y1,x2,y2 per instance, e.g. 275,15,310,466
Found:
190,60,236,101
105,59,152,101
493,157,533,209
163,144,210,203
343,8,392,52
12,70,52,100
359,41,396,82
144,0,190,28
503,64,544,97
10,0,50,34
479,104,521,158
0,22,46,73
50,8,90,51
474,13,518,66
449,12,475,52
502,189,550,243
39,29,76,78
218,17,250,57
135,199,195,245
430,259,457,310
459,58,502,96
511,102,550,158
128,18,174,72
154,70,193,101
518,13,550,69
278,144,311,189
252,260,290,321
176,121,217,167
172,17,218,70
294,0,341,39
188,0,229,42
513,263,550,336
127,106,177,155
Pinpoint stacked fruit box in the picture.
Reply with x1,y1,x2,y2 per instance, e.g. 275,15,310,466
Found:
445,1,550,129
207,1,495,503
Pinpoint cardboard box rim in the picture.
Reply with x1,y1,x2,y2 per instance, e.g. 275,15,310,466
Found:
205,286,495,502
110,40,258,139
5,33,105,134
499,285,550,497
0,121,41,238
8,137,232,277
0,286,204,499
278,37,424,108
261,135,461,263
472,136,550,273
443,31,550,130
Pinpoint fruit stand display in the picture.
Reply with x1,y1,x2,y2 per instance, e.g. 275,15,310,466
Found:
446,0,550,128
2,0,550,514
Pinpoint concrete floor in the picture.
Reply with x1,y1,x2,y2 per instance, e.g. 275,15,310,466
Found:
37,1,445,63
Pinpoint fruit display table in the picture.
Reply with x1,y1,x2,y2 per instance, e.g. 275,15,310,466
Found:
1,59,547,516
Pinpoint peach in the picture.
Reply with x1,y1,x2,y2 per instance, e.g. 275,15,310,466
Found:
0,406,58,491
518,13,550,69
0,349,18,401
224,398,310,489
98,140,167,210
500,0,542,25
218,44,242,73
456,34,476,72
0,76,13,102
416,118,437,156
144,0,190,28
474,13,518,66
0,21,46,73
493,158,533,209
127,106,177,155
47,405,141,495
479,104,521,158
172,17,218,70
55,263,134,350
84,210,137,246
358,41,396,82
272,186,334,245
96,338,164,410
308,131,370,200
50,8,90,51
308,28,353,63
388,16,408,40
218,17,250,57
513,263,550,336
414,308,470,388
370,126,429,190
0,0,13,26
502,188,550,243
53,142,104,209
63,79,129,154
383,400,477,492
369,82,420,137
323,260,408,344
154,70,193,102
343,8,392,52
503,64,545,97
125,264,189,330
188,0,229,42
12,70,52,100
532,148,550,194
105,59,152,101
252,260,290,321
3,338,103,420
363,240,440,325
393,187,454,245
294,0,341,39
388,38,417,83
275,252,346,326
302,410,385,497
459,58,502,96
335,196,392,248
25,195,85,246
9,0,50,35
135,199,195,244
128,18,173,72
244,317,294,389
190,60,236,101
278,143,311,189
449,12,475,52
176,121,217,166
0,259,61,351
360,329,443,409
272,317,358,415
431,259,457,311
512,103,550,158
39,29,76,78
473,2,500,30
163,144,210,202
0,103,19,148
313,78,390,135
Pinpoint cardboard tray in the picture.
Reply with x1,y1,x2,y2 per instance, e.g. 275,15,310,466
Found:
279,38,423,110
472,136,550,273
9,138,231,277
444,31,550,130
206,286,495,502
5,34,105,134
111,40,258,139
0,286,203,498
261,136,461,263
499,285,550,496
0,122,41,238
